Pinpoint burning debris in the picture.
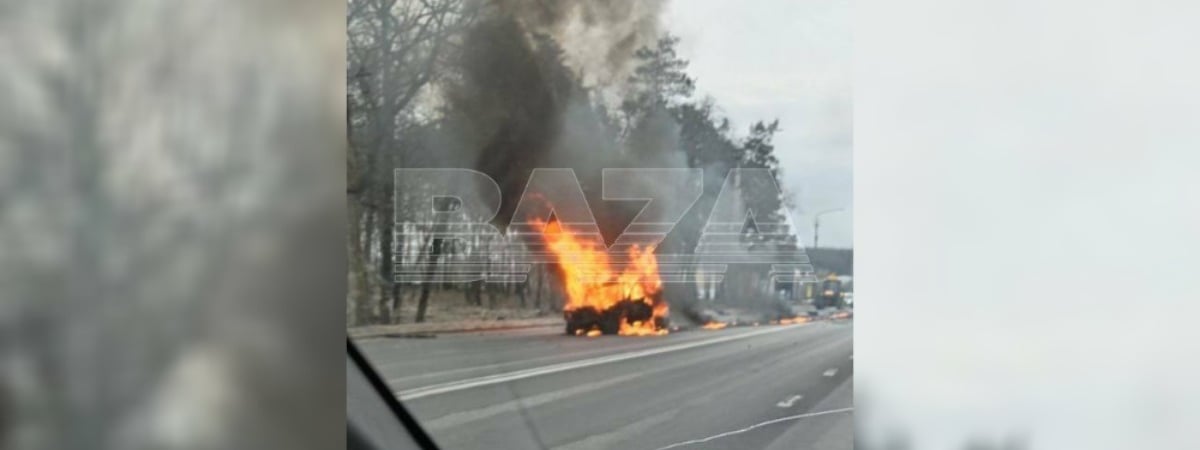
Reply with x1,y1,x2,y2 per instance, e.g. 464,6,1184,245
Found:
535,220,669,336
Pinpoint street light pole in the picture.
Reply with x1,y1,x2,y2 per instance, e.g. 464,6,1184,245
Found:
812,208,844,249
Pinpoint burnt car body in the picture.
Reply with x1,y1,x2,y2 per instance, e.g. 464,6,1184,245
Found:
565,298,667,335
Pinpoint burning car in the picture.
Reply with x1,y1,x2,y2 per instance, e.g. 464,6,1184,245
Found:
536,220,670,336
564,298,669,336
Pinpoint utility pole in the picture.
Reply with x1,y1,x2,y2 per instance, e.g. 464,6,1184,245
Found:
813,209,844,249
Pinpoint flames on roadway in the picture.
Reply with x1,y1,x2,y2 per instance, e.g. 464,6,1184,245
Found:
534,219,669,336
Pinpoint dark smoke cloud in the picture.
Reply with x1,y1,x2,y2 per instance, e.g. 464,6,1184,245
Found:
492,0,667,93
431,0,682,239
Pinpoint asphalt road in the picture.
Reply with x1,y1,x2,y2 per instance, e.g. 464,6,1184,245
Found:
357,319,853,450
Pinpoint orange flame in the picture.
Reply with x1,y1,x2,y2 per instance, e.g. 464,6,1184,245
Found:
620,320,668,336
536,219,668,336
779,317,808,325
701,322,728,330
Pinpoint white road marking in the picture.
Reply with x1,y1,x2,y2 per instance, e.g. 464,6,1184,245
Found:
823,368,838,377
396,324,806,400
652,407,855,450
426,329,793,430
775,395,803,408
424,372,644,430
385,340,655,385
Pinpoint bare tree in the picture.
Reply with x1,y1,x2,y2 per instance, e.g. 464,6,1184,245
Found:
346,0,473,325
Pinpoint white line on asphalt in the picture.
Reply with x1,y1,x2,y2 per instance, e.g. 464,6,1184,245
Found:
652,407,855,450
386,340,654,385
424,372,645,430
396,324,806,400
823,368,838,377
775,395,803,408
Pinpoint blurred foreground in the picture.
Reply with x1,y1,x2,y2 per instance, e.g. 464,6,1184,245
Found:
0,0,345,448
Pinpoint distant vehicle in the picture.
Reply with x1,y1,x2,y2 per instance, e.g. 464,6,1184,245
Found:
814,274,844,309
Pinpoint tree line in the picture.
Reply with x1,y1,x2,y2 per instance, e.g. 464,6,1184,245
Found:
347,0,798,326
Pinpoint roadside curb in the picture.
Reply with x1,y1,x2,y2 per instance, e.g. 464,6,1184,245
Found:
350,317,564,339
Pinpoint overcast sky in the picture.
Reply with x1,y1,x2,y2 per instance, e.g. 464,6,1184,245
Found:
664,0,852,248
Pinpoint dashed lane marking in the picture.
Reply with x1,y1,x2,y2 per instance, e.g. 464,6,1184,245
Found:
775,395,803,408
